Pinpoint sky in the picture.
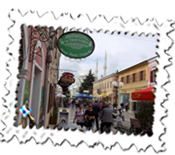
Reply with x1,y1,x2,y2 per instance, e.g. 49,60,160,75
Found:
58,30,159,85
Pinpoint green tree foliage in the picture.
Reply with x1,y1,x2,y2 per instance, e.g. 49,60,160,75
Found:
79,70,95,94
65,89,71,98
135,101,155,129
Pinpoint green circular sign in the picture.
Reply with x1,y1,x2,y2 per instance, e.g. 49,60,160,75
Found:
57,31,95,59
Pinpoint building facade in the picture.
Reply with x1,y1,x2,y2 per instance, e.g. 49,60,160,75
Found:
92,73,118,104
147,57,157,88
118,60,148,111
15,25,63,128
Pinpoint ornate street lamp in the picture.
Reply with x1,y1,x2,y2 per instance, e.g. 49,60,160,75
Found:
112,81,124,104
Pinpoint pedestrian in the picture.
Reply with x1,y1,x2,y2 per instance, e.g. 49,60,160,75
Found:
133,102,136,113
84,103,95,131
125,101,129,111
73,104,85,129
100,104,113,133
92,100,100,131
63,98,67,108
98,100,103,111
75,98,79,108
67,98,71,108
120,102,124,109
109,102,113,110
72,98,75,109
113,102,117,109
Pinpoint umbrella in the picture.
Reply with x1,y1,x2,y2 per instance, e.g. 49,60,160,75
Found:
131,87,155,101
72,93,92,98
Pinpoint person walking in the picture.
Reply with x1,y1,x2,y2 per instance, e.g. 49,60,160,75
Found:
113,102,117,109
75,98,79,108
63,98,67,108
73,104,85,129
133,102,136,113
72,98,75,109
125,101,129,112
100,104,113,133
98,101,103,111
92,100,100,131
67,98,71,108
109,102,113,110
84,103,95,131
120,102,124,109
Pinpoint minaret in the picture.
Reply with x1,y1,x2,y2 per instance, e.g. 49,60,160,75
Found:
95,58,98,80
103,51,107,77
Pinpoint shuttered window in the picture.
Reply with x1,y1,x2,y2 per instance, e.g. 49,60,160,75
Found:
132,73,136,82
126,75,130,83
140,71,144,81
121,77,124,82
150,70,156,82
143,70,146,80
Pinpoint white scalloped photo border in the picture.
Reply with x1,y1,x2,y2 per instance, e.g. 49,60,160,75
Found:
0,9,174,152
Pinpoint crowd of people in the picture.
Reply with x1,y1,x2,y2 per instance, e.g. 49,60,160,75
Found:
73,100,122,133
57,96,129,133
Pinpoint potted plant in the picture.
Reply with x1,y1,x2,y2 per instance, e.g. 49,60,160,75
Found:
49,106,58,125
134,100,154,134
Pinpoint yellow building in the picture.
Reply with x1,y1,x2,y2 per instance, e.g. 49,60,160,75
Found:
118,60,148,111
92,73,118,104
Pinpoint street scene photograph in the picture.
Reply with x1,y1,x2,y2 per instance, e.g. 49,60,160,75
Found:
15,24,159,136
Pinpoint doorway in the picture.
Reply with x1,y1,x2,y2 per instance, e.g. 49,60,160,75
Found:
31,66,42,126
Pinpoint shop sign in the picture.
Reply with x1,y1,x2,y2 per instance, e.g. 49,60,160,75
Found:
58,72,75,91
57,31,95,59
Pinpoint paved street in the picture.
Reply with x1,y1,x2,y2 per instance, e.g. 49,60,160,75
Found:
50,105,135,134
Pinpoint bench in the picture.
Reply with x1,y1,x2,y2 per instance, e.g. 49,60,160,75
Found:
130,118,141,133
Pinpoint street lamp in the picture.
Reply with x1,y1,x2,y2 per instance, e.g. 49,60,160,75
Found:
112,81,124,104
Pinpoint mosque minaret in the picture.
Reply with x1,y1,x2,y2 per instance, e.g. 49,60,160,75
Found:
103,51,107,77
95,58,98,80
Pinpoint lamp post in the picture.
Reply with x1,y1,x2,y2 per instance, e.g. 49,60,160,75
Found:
112,81,124,105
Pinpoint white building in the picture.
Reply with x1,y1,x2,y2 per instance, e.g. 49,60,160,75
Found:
69,51,107,98
69,70,95,97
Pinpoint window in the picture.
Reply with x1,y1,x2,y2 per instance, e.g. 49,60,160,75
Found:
150,70,156,83
132,73,136,82
110,81,112,88
105,83,106,89
107,82,109,88
140,71,143,81
121,77,124,82
126,75,130,83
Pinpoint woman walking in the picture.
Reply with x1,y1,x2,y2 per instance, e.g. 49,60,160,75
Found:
73,104,85,129
84,103,95,131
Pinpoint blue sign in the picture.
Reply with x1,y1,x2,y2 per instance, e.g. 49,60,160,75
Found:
120,94,123,103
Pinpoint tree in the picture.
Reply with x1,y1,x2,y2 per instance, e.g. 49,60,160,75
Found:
79,70,95,94
135,101,154,131
64,89,71,98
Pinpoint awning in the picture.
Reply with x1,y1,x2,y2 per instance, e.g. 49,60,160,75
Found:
131,87,155,101
98,94,110,98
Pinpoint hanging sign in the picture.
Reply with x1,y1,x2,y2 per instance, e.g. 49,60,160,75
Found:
57,31,95,59
58,72,75,91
